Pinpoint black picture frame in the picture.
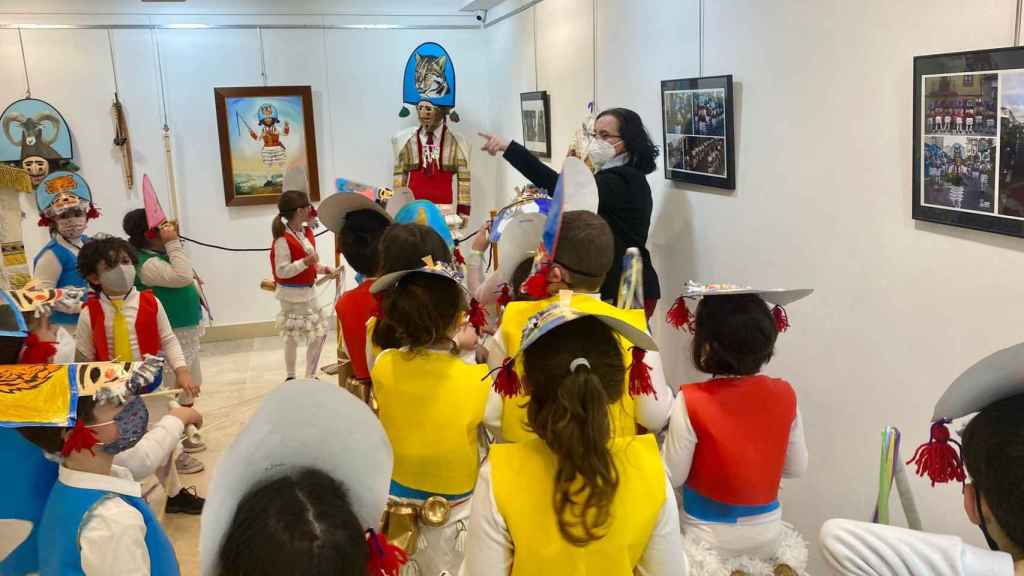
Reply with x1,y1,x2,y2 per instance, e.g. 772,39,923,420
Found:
660,74,735,189
913,46,1024,238
520,91,551,159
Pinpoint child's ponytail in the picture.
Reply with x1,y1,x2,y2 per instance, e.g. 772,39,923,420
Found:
523,316,625,546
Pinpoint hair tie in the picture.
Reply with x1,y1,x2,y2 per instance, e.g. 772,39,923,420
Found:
279,216,288,225
569,358,590,372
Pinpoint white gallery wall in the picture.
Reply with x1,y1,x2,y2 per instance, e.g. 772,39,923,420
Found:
488,0,1024,572
0,2,495,326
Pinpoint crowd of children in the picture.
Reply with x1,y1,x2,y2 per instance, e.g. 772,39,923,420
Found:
1,144,1022,576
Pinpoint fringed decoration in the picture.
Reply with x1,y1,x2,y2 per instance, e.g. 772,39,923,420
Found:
907,420,966,486
496,285,513,310
0,165,31,193
365,529,409,576
521,263,551,300
628,347,656,398
453,246,466,266
60,419,98,457
86,205,100,220
455,519,468,553
772,305,790,333
467,298,487,334
20,333,57,364
666,296,694,332
490,357,521,398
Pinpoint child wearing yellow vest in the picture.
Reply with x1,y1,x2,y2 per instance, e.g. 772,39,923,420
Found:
369,223,490,576
461,296,687,576
485,211,673,442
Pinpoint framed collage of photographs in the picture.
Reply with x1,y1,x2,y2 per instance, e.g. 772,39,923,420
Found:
661,74,735,189
520,91,551,159
214,85,320,207
913,47,1024,237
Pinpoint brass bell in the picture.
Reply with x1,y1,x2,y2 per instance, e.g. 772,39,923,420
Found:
419,495,451,527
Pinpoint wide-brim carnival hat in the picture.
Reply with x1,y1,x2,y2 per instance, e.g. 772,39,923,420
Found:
34,171,97,225
319,188,392,236
490,290,659,399
199,379,402,576
400,42,457,120
392,199,455,250
372,255,489,334
907,342,1024,487
478,212,545,307
665,280,814,334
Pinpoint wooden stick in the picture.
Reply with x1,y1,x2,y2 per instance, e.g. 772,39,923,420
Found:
489,209,498,272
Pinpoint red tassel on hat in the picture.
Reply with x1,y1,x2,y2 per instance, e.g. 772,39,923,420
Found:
496,285,513,310
492,357,521,398
628,347,656,398
37,216,51,228
772,305,790,333
60,419,99,457
453,246,466,266
86,205,100,220
666,296,693,332
20,333,57,364
144,228,159,240
467,298,487,334
365,529,408,576
907,421,966,486
521,263,552,300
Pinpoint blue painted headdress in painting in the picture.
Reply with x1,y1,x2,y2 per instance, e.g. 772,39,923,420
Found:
257,103,280,125
399,42,459,121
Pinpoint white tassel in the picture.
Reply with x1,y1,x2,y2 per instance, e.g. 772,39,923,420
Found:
400,559,421,576
454,520,468,553
416,531,429,554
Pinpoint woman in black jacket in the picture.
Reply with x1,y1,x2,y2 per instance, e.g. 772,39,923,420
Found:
480,107,662,317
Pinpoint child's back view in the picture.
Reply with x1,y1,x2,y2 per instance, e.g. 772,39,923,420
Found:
662,283,812,575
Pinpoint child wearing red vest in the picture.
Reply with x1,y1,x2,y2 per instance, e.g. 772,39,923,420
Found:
662,282,812,576
271,190,334,380
319,191,393,399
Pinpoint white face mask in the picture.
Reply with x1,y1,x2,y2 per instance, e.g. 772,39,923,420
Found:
587,139,617,169
99,264,136,295
56,215,87,241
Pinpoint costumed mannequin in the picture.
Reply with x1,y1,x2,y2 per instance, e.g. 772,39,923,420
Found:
662,282,814,576
392,42,471,229
0,98,77,188
199,379,404,576
461,292,688,576
31,171,98,341
0,357,171,576
821,343,1024,576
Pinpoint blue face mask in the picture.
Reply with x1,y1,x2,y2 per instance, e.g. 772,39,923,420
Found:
94,396,149,455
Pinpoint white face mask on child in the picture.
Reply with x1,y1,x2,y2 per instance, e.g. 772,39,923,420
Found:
99,264,136,294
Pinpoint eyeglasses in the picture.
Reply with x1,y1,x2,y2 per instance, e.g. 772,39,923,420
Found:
588,131,622,142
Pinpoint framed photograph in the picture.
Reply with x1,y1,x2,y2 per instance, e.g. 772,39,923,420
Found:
913,47,1024,237
214,85,320,207
661,74,735,189
520,91,552,159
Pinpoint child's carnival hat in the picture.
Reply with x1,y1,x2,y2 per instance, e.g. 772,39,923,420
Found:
666,281,813,334
477,212,545,307
391,199,455,250
908,342,1024,487
34,171,98,226
199,379,405,576
372,256,485,333
491,290,659,399
318,185,393,236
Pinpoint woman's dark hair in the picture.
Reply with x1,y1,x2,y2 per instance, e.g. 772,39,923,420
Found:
19,395,98,454
691,294,777,376
77,237,138,289
522,316,624,545
340,210,392,277
596,107,659,175
962,392,1024,551
122,208,152,250
376,223,451,275
373,273,465,351
272,190,311,239
510,257,536,301
217,467,368,576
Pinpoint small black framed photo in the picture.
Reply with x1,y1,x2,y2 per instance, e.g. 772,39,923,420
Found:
913,46,1024,238
520,91,551,159
661,74,735,189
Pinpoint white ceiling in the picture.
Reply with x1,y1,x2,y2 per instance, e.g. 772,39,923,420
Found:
0,0,479,15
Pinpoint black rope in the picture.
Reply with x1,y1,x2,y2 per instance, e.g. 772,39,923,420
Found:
179,228,330,253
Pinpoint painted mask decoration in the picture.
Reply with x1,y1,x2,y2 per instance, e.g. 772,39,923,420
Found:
20,156,50,187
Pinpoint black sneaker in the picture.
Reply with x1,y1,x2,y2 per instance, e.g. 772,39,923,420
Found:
165,486,205,515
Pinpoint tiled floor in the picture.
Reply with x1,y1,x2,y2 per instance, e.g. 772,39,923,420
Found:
162,333,338,575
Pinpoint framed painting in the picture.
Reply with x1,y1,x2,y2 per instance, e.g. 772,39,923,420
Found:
661,74,735,189
520,91,552,159
214,85,320,207
914,46,1024,237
